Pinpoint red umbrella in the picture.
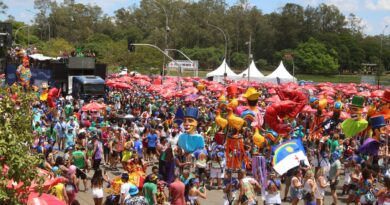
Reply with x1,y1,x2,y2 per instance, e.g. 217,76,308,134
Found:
82,102,106,112
265,95,281,103
268,88,277,95
371,90,384,97
358,91,371,97
28,192,66,205
111,82,133,89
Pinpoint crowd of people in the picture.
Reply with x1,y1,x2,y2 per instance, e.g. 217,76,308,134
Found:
17,71,390,205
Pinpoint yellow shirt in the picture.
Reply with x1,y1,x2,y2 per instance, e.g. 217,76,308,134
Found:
52,183,66,202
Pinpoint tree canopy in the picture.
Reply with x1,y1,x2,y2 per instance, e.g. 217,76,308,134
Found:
3,0,390,74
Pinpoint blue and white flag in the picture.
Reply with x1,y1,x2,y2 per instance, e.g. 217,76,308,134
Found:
272,139,309,175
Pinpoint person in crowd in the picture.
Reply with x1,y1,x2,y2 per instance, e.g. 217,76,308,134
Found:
265,171,281,205
142,174,158,205
303,170,317,205
289,168,304,205
237,169,260,205
120,172,133,205
91,169,104,205
314,168,329,205
170,174,186,205
185,178,207,205
71,145,88,191
124,184,148,205
329,151,342,205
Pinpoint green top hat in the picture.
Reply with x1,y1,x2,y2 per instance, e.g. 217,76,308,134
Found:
350,95,364,108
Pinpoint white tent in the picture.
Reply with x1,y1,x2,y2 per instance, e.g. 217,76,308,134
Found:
265,61,296,83
238,60,264,80
206,59,238,82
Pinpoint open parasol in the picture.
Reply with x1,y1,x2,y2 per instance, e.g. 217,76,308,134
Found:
27,192,66,205
82,102,106,112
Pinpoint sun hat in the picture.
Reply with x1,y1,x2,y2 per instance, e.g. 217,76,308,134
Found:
128,184,139,196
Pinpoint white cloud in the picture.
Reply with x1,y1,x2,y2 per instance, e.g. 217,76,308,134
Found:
365,0,390,10
324,0,359,13
384,16,390,26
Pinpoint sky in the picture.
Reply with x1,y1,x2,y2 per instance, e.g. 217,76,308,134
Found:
1,0,390,36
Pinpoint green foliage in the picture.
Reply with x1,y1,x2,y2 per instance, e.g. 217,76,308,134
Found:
40,38,74,57
231,52,248,69
294,38,339,74
0,87,42,204
14,0,387,74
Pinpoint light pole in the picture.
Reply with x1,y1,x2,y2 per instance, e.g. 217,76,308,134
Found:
14,25,30,45
152,0,169,77
131,43,182,89
207,22,228,81
165,48,197,76
379,25,388,89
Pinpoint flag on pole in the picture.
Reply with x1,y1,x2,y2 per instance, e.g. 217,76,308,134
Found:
272,139,309,175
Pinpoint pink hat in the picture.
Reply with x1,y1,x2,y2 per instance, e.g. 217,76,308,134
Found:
68,165,76,174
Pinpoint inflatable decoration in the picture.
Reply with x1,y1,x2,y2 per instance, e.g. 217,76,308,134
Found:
225,106,249,169
226,85,239,110
39,83,49,101
177,107,205,153
47,87,61,108
264,89,306,135
292,125,305,139
253,128,265,148
16,56,31,86
309,95,328,137
377,90,390,120
341,95,368,138
369,115,386,141
218,95,228,110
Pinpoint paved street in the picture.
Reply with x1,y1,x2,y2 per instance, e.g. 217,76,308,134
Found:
76,163,352,205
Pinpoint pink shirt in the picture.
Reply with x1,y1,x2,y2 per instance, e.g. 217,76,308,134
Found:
169,180,186,205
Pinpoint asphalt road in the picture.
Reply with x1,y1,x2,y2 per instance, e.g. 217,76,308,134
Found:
76,163,352,205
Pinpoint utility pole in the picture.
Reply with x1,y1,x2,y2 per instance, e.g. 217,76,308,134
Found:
248,34,252,81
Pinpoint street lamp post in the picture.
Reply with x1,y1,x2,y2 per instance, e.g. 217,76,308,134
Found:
165,48,197,76
152,0,169,78
207,22,228,81
379,25,388,89
14,25,30,45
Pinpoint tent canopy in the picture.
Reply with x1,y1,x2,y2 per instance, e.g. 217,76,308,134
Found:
266,61,296,82
206,59,238,78
239,60,264,78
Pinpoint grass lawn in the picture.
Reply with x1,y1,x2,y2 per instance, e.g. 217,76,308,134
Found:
161,69,390,85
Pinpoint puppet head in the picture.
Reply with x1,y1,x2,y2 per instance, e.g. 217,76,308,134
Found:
349,95,364,120
243,87,260,107
370,115,386,141
332,101,343,119
183,107,199,134
22,56,29,67
226,85,238,99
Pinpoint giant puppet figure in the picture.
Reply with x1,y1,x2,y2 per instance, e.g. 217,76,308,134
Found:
369,115,387,141
16,56,31,87
177,107,205,153
321,100,343,136
341,95,368,138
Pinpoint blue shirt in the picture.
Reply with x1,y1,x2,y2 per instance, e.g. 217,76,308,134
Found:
65,132,75,148
147,133,158,148
178,133,205,153
134,140,143,156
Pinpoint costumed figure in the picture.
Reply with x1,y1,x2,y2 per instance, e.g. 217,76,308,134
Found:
224,106,249,170
47,87,61,108
16,56,31,87
177,107,205,153
321,100,343,136
240,87,263,129
341,95,368,138
369,115,387,141
39,83,49,101
215,109,228,145
264,89,306,135
376,90,390,121
309,95,328,139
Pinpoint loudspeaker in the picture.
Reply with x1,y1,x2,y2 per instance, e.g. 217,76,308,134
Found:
95,64,107,79
0,23,12,48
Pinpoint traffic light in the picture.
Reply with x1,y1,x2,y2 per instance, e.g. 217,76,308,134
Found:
127,37,135,52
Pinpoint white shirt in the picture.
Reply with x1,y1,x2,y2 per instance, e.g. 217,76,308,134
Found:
120,182,132,201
